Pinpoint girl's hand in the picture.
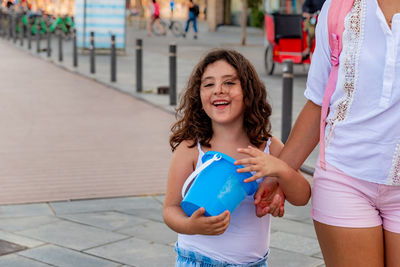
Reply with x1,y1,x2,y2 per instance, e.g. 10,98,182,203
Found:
235,146,284,183
188,208,230,235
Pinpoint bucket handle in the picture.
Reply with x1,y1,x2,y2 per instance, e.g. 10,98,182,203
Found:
181,153,222,198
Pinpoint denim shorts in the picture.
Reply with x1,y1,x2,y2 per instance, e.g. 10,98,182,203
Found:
174,243,269,267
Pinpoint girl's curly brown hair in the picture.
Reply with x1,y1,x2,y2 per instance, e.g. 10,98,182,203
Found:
169,49,272,151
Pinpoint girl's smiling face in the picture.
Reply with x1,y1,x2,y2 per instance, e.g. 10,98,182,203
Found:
200,60,244,126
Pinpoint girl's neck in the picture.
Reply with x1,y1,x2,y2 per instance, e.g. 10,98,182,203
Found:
207,122,253,159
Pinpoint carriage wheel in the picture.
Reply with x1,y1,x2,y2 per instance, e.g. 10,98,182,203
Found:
264,45,275,75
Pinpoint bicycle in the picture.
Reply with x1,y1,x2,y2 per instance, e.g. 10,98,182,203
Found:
152,18,183,37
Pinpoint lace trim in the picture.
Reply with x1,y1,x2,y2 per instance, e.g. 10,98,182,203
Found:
388,142,400,185
325,0,366,146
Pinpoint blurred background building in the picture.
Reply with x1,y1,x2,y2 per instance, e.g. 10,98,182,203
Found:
0,0,306,32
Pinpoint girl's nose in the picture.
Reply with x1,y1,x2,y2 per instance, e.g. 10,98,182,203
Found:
214,83,226,94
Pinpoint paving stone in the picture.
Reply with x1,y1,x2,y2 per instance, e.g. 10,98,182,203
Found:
58,211,149,231
268,248,324,267
19,244,120,267
0,254,51,267
0,204,53,218
0,230,44,248
270,232,321,256
283,202,313,224
85,237,176,267
0,216,60,232
16,220,127,250
122,207,164,222
153,195,165,203
117,220,177,245
50,196,162,215
0,239,27,256
271,217,317,239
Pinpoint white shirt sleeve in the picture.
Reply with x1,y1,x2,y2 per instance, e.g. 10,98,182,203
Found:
304,0,332,106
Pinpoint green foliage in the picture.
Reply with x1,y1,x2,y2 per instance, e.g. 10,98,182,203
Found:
249,8,264,28
248,0,263,9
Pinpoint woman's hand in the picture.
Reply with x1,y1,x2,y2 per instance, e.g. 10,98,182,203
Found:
187,208,230,235
254,178,285,217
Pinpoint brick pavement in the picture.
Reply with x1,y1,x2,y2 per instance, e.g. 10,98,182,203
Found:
0,40,174,205
0,21,324,267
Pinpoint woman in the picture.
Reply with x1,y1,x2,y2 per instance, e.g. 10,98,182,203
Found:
255,0,400,266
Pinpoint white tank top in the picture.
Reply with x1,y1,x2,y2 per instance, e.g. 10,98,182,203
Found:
177,139,271,264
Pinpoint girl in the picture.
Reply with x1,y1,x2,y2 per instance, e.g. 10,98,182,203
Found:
163,49,311,266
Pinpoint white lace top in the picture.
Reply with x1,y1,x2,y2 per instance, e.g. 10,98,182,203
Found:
177,140,271,264
305,0,400,185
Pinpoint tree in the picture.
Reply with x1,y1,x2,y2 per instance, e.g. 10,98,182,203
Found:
241,0,248,45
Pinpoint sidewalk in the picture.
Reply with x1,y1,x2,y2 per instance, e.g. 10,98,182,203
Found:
0,21,324,267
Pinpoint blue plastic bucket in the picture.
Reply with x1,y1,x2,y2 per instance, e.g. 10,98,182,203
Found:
181,151,258,217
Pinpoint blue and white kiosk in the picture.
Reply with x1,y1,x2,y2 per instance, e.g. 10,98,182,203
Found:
74,0,126,50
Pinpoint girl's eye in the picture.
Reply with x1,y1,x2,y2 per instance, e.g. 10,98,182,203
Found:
223,81,236,86
203,83,214,87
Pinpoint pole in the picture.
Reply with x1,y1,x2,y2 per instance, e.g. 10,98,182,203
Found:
58,32,63,62
136,38,142,92
12,14,16,43
47,30,51,57
36,28,40,53
19,18,23,46
73,29,77,67
169,43,177,105
110,35,116,82
27,21,31,49
281,59,294,143
90,31,95,74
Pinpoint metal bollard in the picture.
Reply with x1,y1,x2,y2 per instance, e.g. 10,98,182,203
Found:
90,31,95,74
12,15,16,43
281,59,294,143
0,14,2,37
169,43,177,106
27,22,31,49
58,33,63,62
73,29,77,67
47,31,51,57
36,30,40,53
110,35,116,82
19,20,23,46
136,38,142,92
7,14,11,40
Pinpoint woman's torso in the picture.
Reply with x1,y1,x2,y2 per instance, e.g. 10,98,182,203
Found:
305,0,400,185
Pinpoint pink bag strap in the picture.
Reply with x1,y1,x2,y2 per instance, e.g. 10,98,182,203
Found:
319,0,354,170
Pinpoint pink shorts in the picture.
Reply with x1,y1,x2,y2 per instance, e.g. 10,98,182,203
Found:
312,162,400,233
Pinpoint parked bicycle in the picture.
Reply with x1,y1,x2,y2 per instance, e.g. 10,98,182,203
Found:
152,18,183,37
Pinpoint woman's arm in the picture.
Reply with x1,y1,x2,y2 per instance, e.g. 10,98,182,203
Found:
280,100,321,170
163,141,230,235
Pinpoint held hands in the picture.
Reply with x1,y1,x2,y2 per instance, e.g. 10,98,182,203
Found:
188,207,230,235
235,146,285,217
254,178,285,217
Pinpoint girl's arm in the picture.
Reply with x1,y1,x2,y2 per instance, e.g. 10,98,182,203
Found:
235,141,310,206
236,100,321,206
163,140,230,235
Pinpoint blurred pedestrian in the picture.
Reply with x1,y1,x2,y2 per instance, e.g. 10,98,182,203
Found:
301,0,325,59
148,0,165,37
183,0,198,39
